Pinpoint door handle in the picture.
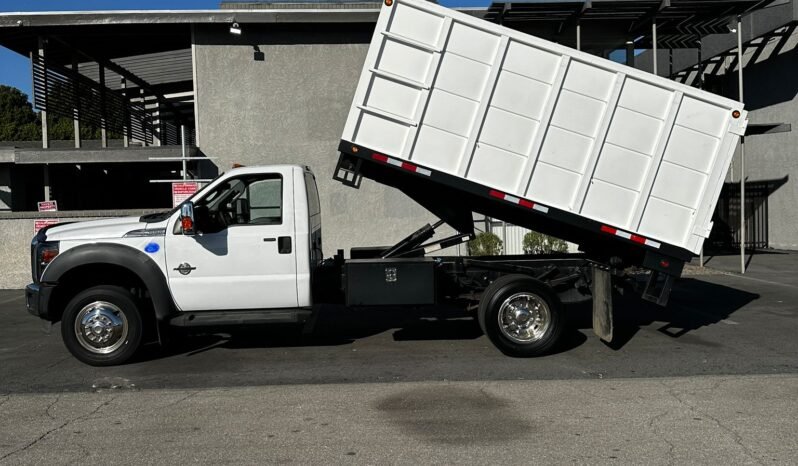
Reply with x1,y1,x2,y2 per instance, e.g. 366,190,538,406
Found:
278,236,292,254
263,237,276,242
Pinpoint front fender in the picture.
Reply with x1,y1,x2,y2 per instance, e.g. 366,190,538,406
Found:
42,243,175,321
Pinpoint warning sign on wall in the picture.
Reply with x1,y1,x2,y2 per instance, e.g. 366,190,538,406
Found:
172,182,199,207
37,201,58,212
34,219,60,233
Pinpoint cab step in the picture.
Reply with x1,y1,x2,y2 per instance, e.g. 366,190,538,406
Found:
168,309,313,327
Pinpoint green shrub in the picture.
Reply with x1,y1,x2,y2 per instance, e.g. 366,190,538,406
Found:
467,232,503,256
522,231,568,254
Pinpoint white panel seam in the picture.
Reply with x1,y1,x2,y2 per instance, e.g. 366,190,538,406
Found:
381,30,441,53
547,121,598,140
590,177,640,195
672,122,722,140
535,159,583,176
422,122,470,139
404,16,452,161
559,86,610,104
500,67,556,86
649,193,699,211
659,159,712,176
573,72,627,213
614,104,666,122
484,104,542,124
474,141,530,160
457,35,511,177
630,91,684,231
517,55,572,195
602,141,655,159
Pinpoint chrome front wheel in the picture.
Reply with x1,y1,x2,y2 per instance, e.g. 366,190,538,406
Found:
74,301,129,355
62,286,143,366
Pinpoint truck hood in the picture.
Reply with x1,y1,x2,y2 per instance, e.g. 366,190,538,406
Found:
44,216,168,241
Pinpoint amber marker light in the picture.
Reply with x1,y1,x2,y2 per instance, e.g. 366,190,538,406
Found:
385,0,393,6
732,110,741,119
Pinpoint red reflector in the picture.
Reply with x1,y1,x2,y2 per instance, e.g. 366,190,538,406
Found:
41,248,59,264
518,199,534,209
630,234,647,244
660,260,670,268
488,190,504,199
400,162,416,172
372,154,388,163
600,225,616,234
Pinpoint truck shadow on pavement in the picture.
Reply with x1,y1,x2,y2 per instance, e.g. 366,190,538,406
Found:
148,305,588,362
142,277,756,362
568,277,760,351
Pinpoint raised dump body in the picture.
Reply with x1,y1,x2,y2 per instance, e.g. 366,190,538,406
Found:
338,0,747,266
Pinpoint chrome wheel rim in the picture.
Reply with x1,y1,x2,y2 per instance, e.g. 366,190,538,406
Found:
497,292,551,344
74,301,128,355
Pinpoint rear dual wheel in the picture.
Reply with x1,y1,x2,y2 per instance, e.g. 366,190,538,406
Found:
478,274,563,357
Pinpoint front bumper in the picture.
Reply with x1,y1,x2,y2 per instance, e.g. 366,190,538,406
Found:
25,283,55,321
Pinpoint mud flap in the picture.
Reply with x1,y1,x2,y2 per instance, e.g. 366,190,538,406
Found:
592,266,613,342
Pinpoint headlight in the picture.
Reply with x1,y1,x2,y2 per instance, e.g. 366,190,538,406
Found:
33,242,59,282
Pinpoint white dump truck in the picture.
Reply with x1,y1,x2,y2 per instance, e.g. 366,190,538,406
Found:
26,0,746,366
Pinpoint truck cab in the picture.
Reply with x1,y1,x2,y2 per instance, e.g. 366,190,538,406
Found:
26,165,322,365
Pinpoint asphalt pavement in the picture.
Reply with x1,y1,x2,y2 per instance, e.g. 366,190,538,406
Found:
1,254,797,464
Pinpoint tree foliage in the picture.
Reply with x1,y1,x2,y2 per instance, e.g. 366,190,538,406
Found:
522,231,569,254
467,232,503,256
0,85,40,141
0,84,105,142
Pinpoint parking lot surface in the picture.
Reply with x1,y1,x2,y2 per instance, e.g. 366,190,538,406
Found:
2,254,797,393
1,253,797,464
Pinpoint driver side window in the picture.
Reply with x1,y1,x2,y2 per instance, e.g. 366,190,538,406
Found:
241,178,282,225
191,174,283,231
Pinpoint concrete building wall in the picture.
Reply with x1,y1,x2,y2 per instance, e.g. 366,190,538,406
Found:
0,211,157,289
731,27,798,250
193,24,450,257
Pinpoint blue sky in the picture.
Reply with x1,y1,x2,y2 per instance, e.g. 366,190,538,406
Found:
0,0,487,98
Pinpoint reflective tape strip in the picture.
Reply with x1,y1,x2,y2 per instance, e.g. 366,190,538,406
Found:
488,189,549,213
371,153,431,176
600,225,661,249
423,244,442,254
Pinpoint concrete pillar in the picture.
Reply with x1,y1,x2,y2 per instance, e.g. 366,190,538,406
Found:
72,56,81,149
652,19,657,76
625,40,635,67
140,89,149,147
37,37,49,150
121,77,129,148
99,65,107,148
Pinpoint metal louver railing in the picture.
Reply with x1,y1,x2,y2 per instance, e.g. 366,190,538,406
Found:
32,54,154,145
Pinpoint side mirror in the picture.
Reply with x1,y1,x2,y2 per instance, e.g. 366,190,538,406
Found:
180,202,197,236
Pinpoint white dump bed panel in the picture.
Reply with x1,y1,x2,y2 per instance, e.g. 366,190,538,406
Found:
341,0,747,254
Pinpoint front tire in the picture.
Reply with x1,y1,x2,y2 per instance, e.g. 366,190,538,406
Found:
61,286,143,366
478,274,563,357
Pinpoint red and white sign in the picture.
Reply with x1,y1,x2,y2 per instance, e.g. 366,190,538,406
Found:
37,200,58,212
172,182,199,207
34,219,60,233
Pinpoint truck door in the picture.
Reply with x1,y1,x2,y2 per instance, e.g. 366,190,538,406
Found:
164,168,298,311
